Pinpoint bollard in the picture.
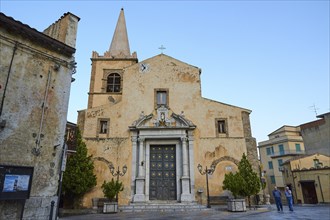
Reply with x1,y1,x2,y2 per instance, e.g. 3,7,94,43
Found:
49,201,55,220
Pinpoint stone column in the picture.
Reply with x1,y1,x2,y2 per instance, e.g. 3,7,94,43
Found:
181,136,192,202
133,137,146,202
130,135,138,199
138,137,145,177
188,131,196,200
182,137,189,177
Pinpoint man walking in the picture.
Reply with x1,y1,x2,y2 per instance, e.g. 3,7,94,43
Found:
285,186,294,211
272,186,283,212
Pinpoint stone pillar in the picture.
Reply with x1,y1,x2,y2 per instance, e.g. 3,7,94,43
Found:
138,137,145,177
188,132,196,200
130,135,138,199
181,136,192,202
133,137,146,202
182,137,189,177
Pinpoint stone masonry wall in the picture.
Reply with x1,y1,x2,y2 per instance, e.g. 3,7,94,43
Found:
0,12,78,220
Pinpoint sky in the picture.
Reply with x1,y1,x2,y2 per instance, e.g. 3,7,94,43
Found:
1,0,329,144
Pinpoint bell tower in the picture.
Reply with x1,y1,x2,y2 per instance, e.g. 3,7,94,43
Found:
87,8,138,108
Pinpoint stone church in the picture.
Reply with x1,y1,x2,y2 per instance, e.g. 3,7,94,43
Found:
78,9,258,207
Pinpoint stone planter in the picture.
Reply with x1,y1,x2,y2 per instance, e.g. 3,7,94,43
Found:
264,194,270,205
103,202,118,213
92,198,99,210
227,199,246,212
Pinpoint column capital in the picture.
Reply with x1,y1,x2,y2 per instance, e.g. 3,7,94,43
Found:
181,136,188,142
138,137,145,142
131,136,138,142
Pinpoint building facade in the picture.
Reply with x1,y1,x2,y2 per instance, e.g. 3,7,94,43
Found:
0,12,79,219
282,153,330,204
258,126,305,200
300,112,330,156
78,9,259,208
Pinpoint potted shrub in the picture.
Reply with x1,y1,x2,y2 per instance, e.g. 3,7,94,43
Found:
222,172,246,212
101,178,124,213
222,153,261,211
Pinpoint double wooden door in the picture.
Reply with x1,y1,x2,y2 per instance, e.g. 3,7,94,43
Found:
149,145,176,200
301,182,318,204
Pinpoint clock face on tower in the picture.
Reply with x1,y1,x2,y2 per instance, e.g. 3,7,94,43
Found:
139,63,150,73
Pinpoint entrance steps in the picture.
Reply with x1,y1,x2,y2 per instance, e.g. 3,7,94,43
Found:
119,201,209,212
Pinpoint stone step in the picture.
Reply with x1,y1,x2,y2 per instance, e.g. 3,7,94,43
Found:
119,202,209,212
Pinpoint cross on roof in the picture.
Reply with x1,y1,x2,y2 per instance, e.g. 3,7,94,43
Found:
158,45,166,54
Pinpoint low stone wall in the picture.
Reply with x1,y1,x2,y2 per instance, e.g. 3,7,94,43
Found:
0,196,57,220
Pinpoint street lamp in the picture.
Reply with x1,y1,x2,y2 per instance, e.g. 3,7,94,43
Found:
109,164,127,180
109,164,127,202
197,163,216,208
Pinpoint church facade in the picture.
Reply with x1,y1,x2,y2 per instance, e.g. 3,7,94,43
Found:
78,9,258,207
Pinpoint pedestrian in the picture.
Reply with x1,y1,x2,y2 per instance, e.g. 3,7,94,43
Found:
285,186,294,211
272,186,283,212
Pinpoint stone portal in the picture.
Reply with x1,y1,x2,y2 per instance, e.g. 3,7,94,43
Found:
130,107,196,203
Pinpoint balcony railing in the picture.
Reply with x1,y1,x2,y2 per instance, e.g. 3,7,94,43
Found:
270,149,305,157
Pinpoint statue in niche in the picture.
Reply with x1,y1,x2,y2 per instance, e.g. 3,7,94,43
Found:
159,112,166,126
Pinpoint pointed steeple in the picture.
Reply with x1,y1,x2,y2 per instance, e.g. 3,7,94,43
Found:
109,8,132,58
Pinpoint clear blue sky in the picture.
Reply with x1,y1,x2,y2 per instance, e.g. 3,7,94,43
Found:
1,0,329,143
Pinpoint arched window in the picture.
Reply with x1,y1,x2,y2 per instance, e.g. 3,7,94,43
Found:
106,73,121,93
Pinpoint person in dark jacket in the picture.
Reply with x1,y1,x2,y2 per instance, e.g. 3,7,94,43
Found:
272,186,283,212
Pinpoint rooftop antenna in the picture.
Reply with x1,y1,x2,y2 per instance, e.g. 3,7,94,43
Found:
309,103,319,117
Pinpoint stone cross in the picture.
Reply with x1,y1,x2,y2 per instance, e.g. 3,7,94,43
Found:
158,45,166,54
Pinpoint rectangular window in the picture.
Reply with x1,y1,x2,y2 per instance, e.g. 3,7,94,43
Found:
99,120,109,134
270,175,276,184
266,146,274,155
217,120,226,134
268,161,273,169
278,144,285,155
278,159,283,167
157,91,167,106
155,89,169,108
295,144,301,152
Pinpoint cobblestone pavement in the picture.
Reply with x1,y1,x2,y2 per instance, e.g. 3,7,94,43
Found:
60,204,330,220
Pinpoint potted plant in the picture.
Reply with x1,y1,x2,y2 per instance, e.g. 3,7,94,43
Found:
222,153,261,211
101,178,124,213
222,172,247,212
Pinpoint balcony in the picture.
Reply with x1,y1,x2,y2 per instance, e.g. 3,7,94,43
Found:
270,149,305,158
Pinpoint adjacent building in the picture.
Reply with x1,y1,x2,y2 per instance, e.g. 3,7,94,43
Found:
0,12,79,219
259,112,330,204
300,112,330,156
258,126,305,200
282,153,330,204
78,9,259,208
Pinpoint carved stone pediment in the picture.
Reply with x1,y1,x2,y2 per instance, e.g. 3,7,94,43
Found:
129,106,195,130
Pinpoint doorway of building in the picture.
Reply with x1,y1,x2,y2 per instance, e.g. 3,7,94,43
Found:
301,181,318,204
149,145,176,200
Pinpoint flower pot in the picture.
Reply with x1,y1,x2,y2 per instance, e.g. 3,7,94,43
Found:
103,202,118,213
227,199,246,212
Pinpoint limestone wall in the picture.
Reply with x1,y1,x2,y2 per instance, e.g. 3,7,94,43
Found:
0,12,78,219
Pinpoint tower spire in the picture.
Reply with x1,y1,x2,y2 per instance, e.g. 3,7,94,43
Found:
109,8,131,58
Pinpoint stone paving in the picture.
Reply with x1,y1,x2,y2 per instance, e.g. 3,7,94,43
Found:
60,204,330,220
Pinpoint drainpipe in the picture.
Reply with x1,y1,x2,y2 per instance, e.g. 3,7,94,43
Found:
290,164,298,204
32,69,52,156
317,175,324,203
0,42,18,119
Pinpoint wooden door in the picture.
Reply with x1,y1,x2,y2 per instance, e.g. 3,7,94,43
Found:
301,182,318,204
149,145,176,200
